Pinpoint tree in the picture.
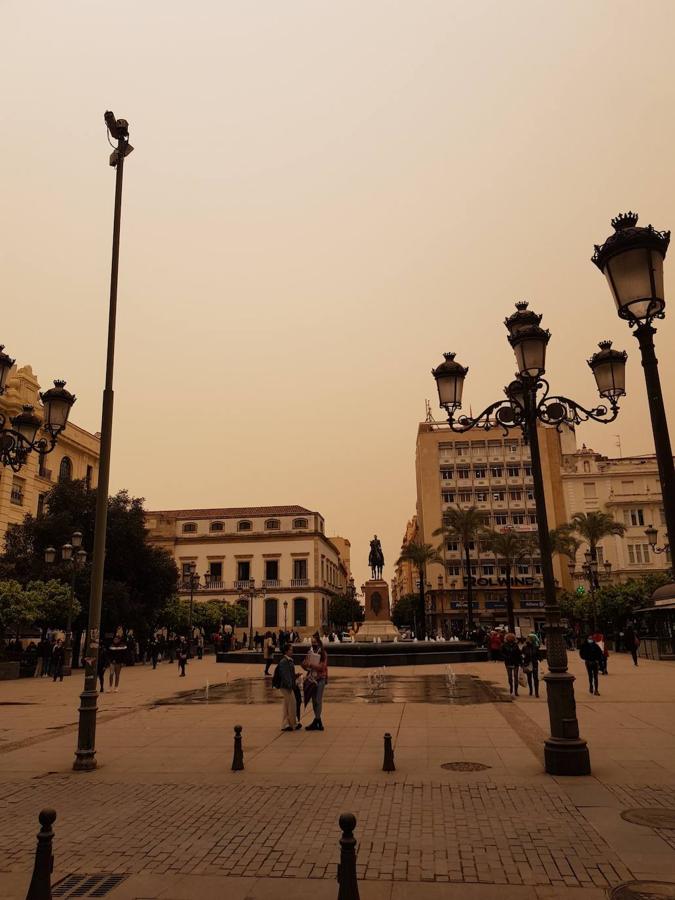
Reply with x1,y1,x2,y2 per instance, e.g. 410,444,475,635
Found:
327,595,364,629
29,579,76,635
1,479,178,637
550,525,582,567
396,541,443,638
391,593,419,629
433,506,488,633
0,580,38,641
482,529,531,632
569,512,626,561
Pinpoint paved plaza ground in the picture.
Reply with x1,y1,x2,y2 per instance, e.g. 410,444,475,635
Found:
2,651,675,899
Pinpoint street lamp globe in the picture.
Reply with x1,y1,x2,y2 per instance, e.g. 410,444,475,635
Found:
603,561,612,576
45,546,57,564
432,352,468,412
76,549,87,565
504,301,542,337
592,212,670,323
71,531,83,550
645,525,659,547
587,341,628,399
0,346,16,395
584,549,592,565
39,380,76,436
11,405,42,445
62,543,74,562
508,323,551,379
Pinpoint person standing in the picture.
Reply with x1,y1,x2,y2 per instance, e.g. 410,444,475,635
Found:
97,644,109,693
34,637,49,678
149,637,159,670
108,635,127,692
196,633,204,660
624,624,640,666
302,633,328,731
177,638,188,677
580,635,604,696
501,633,522,697
488,630,503,662
592,631,609,675
522,633,540,698
263,632,274,676
51,639,65,682
276,643,301,731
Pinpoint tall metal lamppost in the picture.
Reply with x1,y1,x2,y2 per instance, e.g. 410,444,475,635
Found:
283,599,288,632
593,213,675,554
74,111,133,773
239,579,264,650
185,563,200,646
45,533,87,674
432,301,628,776
0,345,76,471
568,555,612,630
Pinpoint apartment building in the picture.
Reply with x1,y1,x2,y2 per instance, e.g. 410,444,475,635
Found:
145,505,350,635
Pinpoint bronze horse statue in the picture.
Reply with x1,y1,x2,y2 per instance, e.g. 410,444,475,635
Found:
368,535,384,580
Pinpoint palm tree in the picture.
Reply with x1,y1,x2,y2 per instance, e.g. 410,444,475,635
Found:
482,529,531,633
433,505,488,634
569,511,625,629
396,541,443,638
550,525,583,570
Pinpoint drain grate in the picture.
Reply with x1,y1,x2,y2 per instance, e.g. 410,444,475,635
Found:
610,881,675,899
621,808,675,830
53,874,127,897
441,761,491,772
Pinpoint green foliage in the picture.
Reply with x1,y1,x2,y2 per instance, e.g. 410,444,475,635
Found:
433,505,488,548
1,479,178,636
569,511,626,551
391,593,418,628
0,580,37,636
550,525,582,562
481,529,530,564
159,597,249,634
396,540,444,638
560,572,672,631
28,580,76,631
328,595,364,628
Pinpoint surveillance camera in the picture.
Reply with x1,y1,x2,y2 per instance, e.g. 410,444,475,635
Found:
104,110,129,141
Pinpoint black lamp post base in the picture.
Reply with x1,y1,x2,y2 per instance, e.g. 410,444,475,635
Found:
73,686,99,772
73,751,97,772
544,738,591,776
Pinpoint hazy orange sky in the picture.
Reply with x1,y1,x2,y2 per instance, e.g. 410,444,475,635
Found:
3,0,675,588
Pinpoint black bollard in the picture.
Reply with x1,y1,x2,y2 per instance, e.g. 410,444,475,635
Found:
231,724,244,771
336,813,360,900
382,732,395,772
26,808,56,900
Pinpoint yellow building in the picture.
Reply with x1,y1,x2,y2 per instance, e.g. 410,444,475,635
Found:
145,505,351,636
0,364,100,545
414,421,572,633
392,516,419,605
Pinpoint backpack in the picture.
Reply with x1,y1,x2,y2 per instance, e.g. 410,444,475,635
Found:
272,661,283,689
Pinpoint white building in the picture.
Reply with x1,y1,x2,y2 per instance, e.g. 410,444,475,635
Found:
145,505,350,635
561,444,673,581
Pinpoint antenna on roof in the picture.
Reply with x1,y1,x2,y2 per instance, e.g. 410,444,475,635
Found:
425,399,434,424
615,435,622,458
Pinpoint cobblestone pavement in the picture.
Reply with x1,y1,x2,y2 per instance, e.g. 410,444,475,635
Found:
1,777,633,889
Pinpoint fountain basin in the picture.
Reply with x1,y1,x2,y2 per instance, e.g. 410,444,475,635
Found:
217,641,486,668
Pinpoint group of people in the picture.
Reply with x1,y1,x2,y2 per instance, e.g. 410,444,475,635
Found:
496,632,542,697
30,636,67,681
272,632,328,732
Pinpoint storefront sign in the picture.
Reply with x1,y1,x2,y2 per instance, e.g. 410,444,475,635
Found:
463,576,542,587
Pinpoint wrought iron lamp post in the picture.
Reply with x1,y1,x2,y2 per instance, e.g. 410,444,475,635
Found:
644,525,670,557
45,533,87,675
0,344,75,471
283,599,288,631
186,563,200,644
593,213,675,555
239,579,264,650
568,553,612,630
432,301,628,776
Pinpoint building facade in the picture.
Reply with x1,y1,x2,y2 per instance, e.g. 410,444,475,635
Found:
145,505,350,635
561,444,673,582
391,516,419,606
415,421,573,634
0,364,100,546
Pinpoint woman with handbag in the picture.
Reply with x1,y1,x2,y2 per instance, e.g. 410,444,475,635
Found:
522,633,540,697
502,633,523,697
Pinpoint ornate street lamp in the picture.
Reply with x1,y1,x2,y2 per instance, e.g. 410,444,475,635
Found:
283,599,288,632
0,363,76,471
238,579,265,650
645,524,670,556
593,213,675,557
432,302,628,776
45,531,87,674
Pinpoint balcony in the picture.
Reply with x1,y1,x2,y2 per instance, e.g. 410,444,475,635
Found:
234,580,253,591
291,578,309,588
204,579,224,590
263,579,281,589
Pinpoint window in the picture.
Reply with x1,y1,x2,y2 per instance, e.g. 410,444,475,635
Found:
492,491,505,501
58,456,72,482
37,493,46,517
507,465,520,477
495,513,508,526
182,522,197,533
661,507,666,525
265,519,280,530
440,468,453,480
210,521,224,532
524,465,532,477
490,466,503,478
208,561,222,581
526,490,535,502
237,520,252,532
628,544,650,565
512,514,525,525
182,562,195,577
516,563,530,575
457,467,470,479
293,518,308,529
265,560,279,581
482,564,495,576
10,477,24,506
509,490,522,501
446,565,461,577
264,597,278,628
86,465,93,490
293,597,307,627
293,559,308,581
595,546,605,565
474,466,487,479
38,454,48,478
455,442,469,456
507,444,519,454
475,491,488,502
458,491,472,502
442,491,455,503
583,482,597,498
528,513,537,525
237,560,251,582
625,508,645,527
446,541,458,552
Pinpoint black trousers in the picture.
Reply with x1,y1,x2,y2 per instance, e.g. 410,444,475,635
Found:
630,647,639,666
585,661,599,692
506,666,519,695
525,663,539,696
178,658,186,676
52,661,64,682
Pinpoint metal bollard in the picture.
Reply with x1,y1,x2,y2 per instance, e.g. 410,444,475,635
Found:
231,724,244,771
382,732,395,772
26,808,56,900
336,812,360,900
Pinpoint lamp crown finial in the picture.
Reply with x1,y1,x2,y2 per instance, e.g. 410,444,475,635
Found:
443,352,456,361
598,340,613,350
611,211,639,231
515,300,529,311
53,379,66,389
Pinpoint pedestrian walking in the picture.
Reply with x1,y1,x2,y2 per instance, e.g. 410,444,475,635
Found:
149,637,159,670
263,632,274,676
177,638,188,677
273,643,302,731
51,639,65,682
592,631,609,674
34,637,49,677
501,632,522,697
488,629,503,662
108,635,126,692
196,633,204,660
580,635,604,695
97,645,109,692
302,632,328,731
624,624,640,666
522,633,540,697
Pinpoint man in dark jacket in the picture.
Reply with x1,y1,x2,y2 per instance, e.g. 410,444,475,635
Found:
51,639,65,682
579,636,604,695
276,643,301,732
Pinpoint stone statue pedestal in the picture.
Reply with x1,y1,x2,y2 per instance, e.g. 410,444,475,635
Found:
356,580,400,642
